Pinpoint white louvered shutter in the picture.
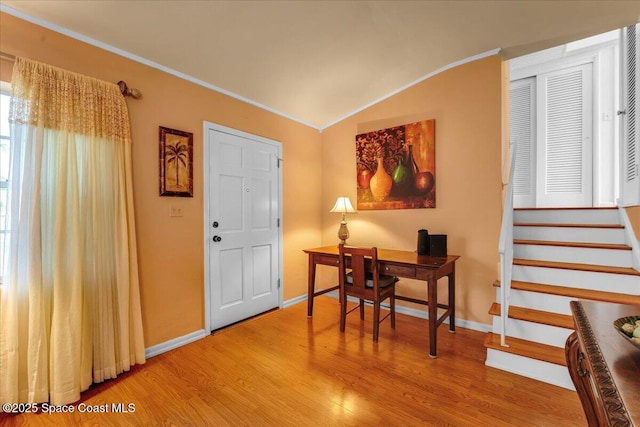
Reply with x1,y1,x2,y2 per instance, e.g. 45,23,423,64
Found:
621,24,640,206
536,63,593,207
510,78,536,207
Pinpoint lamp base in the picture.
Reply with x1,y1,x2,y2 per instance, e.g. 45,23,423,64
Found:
337,221,349,244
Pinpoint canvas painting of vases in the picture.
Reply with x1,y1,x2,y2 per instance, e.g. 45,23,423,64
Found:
355,120,435,210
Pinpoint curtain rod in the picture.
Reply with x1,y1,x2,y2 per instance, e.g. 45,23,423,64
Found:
0,51,142,99
0,51,16,62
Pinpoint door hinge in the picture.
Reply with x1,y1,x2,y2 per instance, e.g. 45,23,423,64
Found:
277,218,280,227
277,157,283,168
277,278,281,289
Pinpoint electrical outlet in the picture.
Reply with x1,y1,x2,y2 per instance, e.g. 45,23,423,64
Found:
169,205,184,217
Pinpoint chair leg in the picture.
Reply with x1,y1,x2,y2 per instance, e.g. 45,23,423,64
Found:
340,293,346,333
359,299,365,320
373,301,380,342
390,294,396,329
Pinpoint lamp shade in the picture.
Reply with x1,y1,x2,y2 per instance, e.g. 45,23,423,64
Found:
329,197,356,214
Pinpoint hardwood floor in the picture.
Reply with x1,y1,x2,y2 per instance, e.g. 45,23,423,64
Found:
1,297,586,426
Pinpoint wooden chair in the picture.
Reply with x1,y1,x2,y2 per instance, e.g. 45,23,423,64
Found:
338,244,399,342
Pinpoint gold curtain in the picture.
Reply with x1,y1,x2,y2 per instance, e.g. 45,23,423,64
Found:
0,57,145,406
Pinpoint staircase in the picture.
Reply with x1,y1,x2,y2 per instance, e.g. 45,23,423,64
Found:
484,207,640,389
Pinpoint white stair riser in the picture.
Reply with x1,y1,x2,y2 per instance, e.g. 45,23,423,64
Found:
514,209,619,225
491,318,572,347
496,288,575,315
514,244,633,268
485,350,574,390
488,207,634,389
512,265,640,294
514,226,626,244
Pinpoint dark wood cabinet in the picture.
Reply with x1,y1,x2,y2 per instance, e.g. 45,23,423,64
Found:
566,301,640,426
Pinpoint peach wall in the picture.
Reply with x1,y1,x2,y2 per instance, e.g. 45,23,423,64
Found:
627,207,640,241
3,11,635,348
320,56,503,325
0,13,323,347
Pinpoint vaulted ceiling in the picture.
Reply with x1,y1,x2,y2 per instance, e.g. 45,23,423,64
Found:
1,1,638,129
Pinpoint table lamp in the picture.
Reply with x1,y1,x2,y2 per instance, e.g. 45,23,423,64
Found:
330,197,356,244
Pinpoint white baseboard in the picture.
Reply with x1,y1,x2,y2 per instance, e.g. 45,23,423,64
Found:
282,293,307,308
145,329,209,359
147,294,491,359
288,292,492,334
396,304,493,333
146,295,314,358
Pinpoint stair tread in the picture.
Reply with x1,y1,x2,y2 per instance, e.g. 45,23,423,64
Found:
491,208,631,377
513,258,640,276
484,332,566,366
514,222,624,229
493,280,640,305
489,302,574,329
513,239,631,251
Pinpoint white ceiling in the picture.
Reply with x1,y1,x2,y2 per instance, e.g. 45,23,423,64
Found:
1,1,639,129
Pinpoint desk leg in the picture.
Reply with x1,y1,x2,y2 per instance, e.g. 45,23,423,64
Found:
448,269,456,333
307,254,317,317
428,275,437,358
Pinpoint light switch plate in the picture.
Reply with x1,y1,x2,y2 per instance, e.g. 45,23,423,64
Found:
169,205,184,217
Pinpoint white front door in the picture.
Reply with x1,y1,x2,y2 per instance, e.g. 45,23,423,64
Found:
204,122,282,331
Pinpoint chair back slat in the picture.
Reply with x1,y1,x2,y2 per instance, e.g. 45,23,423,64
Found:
338,244,379,296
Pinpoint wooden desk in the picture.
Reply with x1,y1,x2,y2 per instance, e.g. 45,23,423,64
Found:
565,301,640,426
303,245,460,358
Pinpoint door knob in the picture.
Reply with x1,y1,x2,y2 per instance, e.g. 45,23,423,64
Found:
213,236,222,242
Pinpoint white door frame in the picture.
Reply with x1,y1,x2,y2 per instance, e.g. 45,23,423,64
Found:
203,121,283,332
510,35,619,208
620,24,640,207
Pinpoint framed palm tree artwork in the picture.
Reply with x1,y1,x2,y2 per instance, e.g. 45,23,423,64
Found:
159,126,193,197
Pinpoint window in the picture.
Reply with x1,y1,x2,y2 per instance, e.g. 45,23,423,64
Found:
0,91,11,279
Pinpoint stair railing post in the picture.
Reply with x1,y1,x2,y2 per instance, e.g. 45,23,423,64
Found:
498,142,517,347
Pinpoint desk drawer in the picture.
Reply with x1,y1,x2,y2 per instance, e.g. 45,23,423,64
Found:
314,254,340,266
380,263,416,278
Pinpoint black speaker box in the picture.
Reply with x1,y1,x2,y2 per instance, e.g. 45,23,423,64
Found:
417,229,430,255
429,234,447,257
